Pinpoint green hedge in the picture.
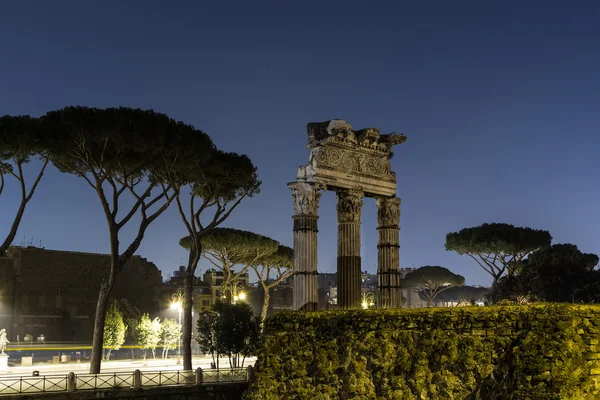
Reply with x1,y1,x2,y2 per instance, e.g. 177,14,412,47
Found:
245,304,600,400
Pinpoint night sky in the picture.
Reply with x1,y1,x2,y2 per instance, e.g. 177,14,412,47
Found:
1,1,599,287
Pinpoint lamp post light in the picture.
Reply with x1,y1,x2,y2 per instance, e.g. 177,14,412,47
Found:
170,292,183,361
361,292,375,309
222,282,246,304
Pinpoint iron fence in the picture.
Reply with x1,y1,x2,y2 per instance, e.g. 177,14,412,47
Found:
0,366,249,396
202,368,248,384
76,371,134,390
0,374,68,396
141,370,196,387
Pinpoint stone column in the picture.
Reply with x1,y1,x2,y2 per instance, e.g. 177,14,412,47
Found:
289,181,324,311
336,189,363,309
376,197,402,308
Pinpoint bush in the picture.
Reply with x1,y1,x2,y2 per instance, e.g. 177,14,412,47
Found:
245,304,600,400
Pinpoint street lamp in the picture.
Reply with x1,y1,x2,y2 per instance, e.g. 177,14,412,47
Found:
170,292,183,360
361,292,375,309
222,282,246,304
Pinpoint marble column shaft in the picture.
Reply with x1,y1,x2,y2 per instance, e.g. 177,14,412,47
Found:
289,182,323,311
336,189,363,309
376,197,402,308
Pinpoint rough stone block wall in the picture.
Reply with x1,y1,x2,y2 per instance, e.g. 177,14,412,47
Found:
9,383,248,400
246,304,600,400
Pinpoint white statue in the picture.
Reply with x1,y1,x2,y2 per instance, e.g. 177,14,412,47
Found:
0,329,9,355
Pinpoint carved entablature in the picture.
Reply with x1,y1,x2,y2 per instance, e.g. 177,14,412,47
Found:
289,181,325,216
376,197,401,227
298,120,406,197
314,147,393,177
336,189,364,223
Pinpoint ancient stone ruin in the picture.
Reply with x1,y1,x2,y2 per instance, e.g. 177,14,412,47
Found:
289,120,406,310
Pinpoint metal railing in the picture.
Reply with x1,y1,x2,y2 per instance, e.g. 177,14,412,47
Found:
76,372,134,390
202,368,248,384
0,366,251,396
0,374,68,395
141,370,196,387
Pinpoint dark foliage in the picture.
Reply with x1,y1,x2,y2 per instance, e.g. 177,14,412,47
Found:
488,244,600,304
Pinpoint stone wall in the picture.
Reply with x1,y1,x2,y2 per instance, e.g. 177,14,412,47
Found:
3,246,163,341
247,304,600,399
0,256,15,332
9,383,248,400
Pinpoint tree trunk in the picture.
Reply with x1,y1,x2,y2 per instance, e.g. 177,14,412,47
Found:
89,279,113,373
260,289,270,329
182,249,198,371
0,200,27,256
0,159,48,256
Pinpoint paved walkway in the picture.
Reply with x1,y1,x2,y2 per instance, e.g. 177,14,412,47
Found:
0,356,255,377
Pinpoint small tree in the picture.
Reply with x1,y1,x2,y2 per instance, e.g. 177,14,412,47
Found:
214,301,259,368
160,318,181,359
446,223,552,282
0,116,49,256
196,309,219,367
118,299,140,358
250,245,293,327
136,314,161,359
103,301,126,361
404,266,465,307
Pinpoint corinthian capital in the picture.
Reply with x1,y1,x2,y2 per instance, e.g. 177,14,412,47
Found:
289,181,325,216
376,197,401,227
336,189,363,223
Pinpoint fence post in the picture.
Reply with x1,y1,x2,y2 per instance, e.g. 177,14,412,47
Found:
195,367,203,386
67,372,76,392
247,365,254,381
133,369,142,389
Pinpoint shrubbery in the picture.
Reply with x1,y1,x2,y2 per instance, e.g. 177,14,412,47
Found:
245,304,600,400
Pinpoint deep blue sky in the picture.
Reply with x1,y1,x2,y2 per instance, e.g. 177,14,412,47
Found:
1,1,599,287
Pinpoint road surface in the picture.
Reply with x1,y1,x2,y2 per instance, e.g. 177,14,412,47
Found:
0,356,256,377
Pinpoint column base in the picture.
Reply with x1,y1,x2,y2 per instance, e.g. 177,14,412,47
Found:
377,270,403,309
338,256,362,309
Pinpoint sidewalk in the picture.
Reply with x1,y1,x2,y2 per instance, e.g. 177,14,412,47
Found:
0,356,256,376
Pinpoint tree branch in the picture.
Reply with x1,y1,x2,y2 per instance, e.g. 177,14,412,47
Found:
25,158,49,203
466,253,501,279
0,161,20,181
116,184,154,229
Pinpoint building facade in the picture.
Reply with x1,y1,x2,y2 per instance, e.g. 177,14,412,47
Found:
0,246,163,342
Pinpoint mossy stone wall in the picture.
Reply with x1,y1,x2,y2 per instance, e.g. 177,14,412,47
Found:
245,304,600,400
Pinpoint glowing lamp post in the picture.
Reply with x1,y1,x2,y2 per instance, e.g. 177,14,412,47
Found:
361,292,375,309
170,292,183,360
223,282,246,304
